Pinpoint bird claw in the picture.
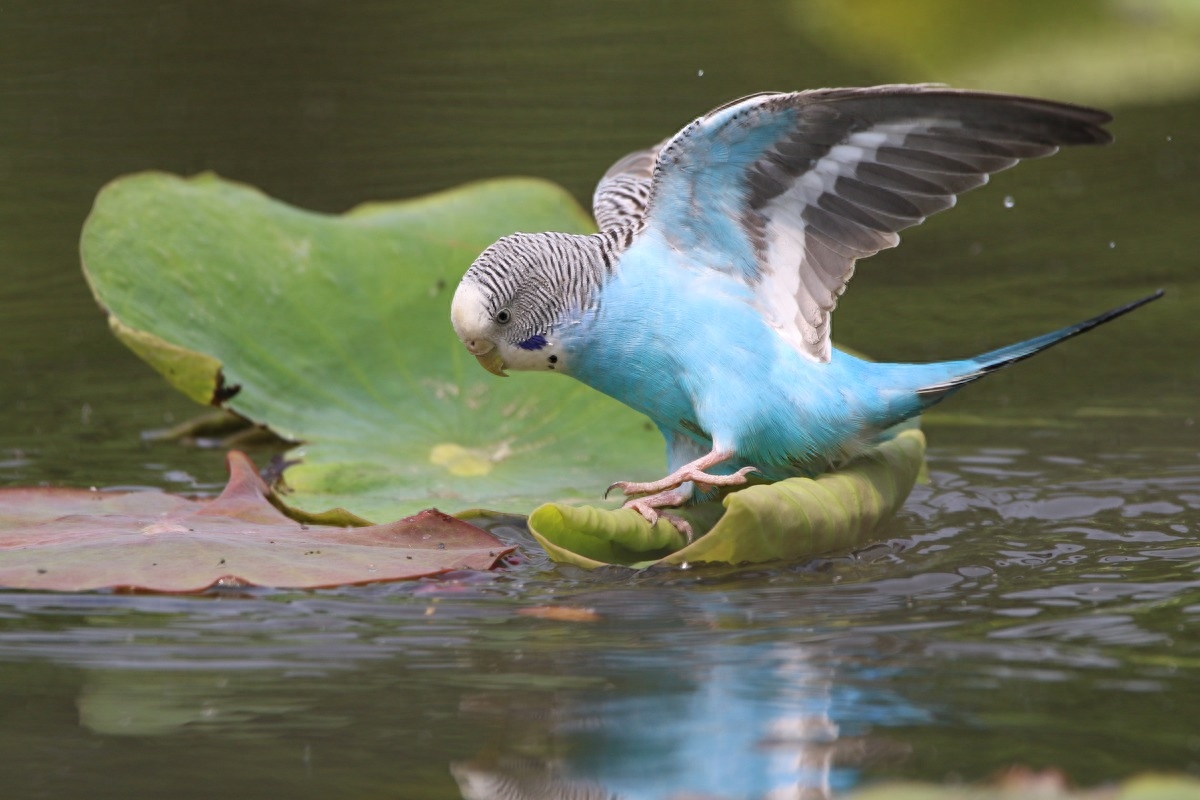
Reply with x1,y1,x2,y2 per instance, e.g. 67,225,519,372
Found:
604,480,629,500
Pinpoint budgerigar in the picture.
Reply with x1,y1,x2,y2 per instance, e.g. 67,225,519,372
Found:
450,85,1161,535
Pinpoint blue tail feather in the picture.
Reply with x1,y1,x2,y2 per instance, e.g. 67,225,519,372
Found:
915,290,1163,403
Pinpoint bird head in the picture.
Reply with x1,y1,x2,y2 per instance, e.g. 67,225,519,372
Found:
450,234,563,377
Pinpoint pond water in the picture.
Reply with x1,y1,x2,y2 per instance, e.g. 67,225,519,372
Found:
1,2,1198,798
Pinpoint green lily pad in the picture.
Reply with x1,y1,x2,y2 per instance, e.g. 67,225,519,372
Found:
529,429,925,568
81,172,664,521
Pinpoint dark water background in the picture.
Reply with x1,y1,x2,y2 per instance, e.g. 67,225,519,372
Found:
1,2,1198,797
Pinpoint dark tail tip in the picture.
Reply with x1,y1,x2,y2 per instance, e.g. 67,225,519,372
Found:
916,289,1164,400
1093,288,1164,322
977,288,1165,374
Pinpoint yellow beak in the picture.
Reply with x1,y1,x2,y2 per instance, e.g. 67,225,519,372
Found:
474,347,508,377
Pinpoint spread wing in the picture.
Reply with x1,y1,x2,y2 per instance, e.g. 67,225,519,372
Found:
639,84,1113,362
591,137,669,232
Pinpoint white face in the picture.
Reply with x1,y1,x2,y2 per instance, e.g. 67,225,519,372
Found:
450,277,562,376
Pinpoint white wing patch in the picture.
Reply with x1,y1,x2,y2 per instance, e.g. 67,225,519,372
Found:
758,122,934,362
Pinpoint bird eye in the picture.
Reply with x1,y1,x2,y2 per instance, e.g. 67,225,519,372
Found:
495,309,512,324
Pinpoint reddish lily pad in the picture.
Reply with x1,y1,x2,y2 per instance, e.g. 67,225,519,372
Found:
0,451,513,592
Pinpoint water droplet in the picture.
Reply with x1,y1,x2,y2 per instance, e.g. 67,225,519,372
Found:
697,69,704,77
1002,195,1015,209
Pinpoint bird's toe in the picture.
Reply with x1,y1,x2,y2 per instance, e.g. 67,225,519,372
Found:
623,498,660,526
606,478,677,498
686,465,759,488
622,499,694,542
659,513,694,542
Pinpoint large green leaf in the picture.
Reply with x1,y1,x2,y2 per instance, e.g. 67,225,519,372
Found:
529,429,925,568
82,172,664,520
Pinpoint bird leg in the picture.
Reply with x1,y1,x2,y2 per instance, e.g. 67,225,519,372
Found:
605,450,757,499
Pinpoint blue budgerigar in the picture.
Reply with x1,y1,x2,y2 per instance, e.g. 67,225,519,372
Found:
450,84,1161,535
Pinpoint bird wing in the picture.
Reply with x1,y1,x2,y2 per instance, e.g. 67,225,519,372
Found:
639,85,1113,362
591,137,670,232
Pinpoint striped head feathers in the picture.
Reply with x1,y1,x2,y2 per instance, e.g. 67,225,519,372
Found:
451,233,582,376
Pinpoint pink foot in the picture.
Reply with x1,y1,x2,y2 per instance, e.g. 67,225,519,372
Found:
605,449,758,542
606,465,758,499
622,488,695,541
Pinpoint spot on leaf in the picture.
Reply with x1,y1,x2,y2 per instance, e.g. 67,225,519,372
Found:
429,444,494,477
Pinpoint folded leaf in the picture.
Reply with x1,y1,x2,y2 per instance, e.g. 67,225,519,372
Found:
529,429,925,568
